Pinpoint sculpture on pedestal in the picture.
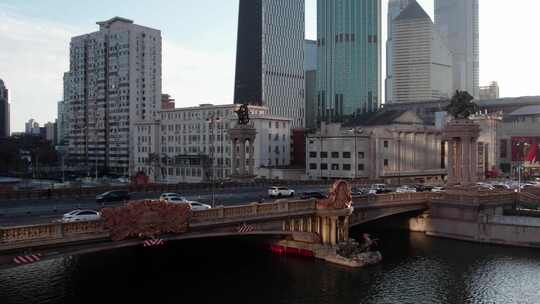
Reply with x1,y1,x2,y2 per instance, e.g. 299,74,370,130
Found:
445,90,479,120
228,104,257,180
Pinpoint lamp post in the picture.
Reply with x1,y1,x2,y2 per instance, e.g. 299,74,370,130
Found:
207,115,222,207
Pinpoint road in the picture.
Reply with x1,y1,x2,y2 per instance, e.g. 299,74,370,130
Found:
0,185,330,227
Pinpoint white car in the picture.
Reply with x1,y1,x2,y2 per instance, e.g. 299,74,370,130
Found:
166,197,211,211
160,193,183,201
396,186,417,193
61,210,101,223
268,187,295,198
431,187,446,193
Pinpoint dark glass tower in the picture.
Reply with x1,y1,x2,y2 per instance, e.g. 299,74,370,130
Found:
234,0,263,106
0,79,9,138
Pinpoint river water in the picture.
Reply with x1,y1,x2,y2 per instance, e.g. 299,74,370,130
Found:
2,229,540,304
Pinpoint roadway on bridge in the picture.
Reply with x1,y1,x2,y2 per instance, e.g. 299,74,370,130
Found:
0,185,329,227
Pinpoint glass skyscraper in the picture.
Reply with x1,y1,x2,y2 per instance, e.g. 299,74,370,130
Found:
0,79,9,138
317,0,382,123
234,0,305,128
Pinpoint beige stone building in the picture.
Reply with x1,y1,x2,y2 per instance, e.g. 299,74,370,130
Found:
306,111,445,182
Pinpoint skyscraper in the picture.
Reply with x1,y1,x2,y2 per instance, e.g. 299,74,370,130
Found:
392,1,453,103
317,0,382,123
435,0,479,98
0,79,9,138
234,0,305,128
304,40,317,129
385,0,413,104
64,17,162,175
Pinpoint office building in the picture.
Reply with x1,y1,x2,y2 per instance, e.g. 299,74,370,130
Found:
44,121,57,144
479,81,500,100
133,104,291,183
25,119,40,135
0,79,8,138
385,0,413,104
233,0,305,128
435,0,479,98
317,0,382,122
305,40,317,130
64,17,162,175
57,100,68,145
392,1,453,103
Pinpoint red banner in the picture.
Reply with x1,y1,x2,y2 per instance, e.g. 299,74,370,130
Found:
511,137,540,163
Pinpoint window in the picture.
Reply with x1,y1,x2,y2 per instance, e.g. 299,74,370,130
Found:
331,164,340,171
358,152,365,159
384,141,389,148
331,152,339,158
321,152,328,158
309,152,317,158
358,164,365,171
309,163,317,170
384,159,389,167
343,164,351,171
343,152,351,159
321,163,328,170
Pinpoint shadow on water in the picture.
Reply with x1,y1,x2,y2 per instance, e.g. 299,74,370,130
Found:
2,218,540,304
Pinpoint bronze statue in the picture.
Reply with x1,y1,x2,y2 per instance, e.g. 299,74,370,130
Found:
235,104,250,125
445,90,479,120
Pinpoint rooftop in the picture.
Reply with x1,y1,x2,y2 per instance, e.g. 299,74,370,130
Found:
395,1,431,21
96,17,134,28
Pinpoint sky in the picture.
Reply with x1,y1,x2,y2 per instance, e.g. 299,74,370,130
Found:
0,0,539,132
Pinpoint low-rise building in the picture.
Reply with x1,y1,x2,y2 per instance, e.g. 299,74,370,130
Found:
133,104,292,183
306,111,445,183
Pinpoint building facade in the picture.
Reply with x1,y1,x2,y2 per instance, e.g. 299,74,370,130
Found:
385,0,413,104
306,111,445,182
0,79,9,138
133,104,292,183
317,0,382,122
435,0,479,98
25,119,40,135
479,81,500,100
57,100,68,145
64,17,162,175
233,0,305,128
304,40,317,130
392,1,453,103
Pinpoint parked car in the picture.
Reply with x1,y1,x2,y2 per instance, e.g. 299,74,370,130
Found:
396,186,417,193
166,197,211,211
61,210,101,223
160,193,183,201
268,187,295,198
300,192,327,199
431,186,446,193
96,190,130,203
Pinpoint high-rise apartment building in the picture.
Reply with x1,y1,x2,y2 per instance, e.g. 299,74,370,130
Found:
317,0,382,122
385,0,413,104
392,1,453,103
64,17,162,175
435,0,479,98
233,0,305,128
0,79,9,138
57,100,68,145
479,81,500,100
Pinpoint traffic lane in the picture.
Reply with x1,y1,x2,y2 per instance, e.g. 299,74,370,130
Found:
0,186,330,226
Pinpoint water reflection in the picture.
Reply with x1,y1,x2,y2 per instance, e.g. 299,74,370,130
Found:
1,231,540,304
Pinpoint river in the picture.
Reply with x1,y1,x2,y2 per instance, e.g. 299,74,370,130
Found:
2,229,540,304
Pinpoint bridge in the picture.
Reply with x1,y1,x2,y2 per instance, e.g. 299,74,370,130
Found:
0,183,432,270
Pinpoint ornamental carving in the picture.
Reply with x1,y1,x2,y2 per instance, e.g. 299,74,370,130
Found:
316,180,352,210
101,200,190,241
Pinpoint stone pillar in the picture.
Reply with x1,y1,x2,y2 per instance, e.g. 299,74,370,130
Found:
249,138,255,176
231,138,237,175
447,139,456,185
330,217,337,245
462,136,471,184
239,139,246,176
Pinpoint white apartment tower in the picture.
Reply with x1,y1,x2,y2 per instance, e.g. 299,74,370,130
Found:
64,17,162,175
392,1,453,103
435,0,479,99
234,0,305,128
385,0,413,104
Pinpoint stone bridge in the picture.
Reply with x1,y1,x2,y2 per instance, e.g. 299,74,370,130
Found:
0,187,433,270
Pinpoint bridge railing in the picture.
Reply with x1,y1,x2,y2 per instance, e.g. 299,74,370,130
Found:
352,192,433,205
0,221,106,245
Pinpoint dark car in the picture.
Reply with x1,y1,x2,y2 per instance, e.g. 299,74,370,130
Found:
414,185,433,192
300,192,327,200
96,190,130,203
351,188,369,196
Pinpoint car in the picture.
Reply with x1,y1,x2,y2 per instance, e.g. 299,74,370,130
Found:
300,192,327,199
166,197,212,211
370,184,391,193
96,190,130,203
160,193,183,201
61,210,101,223
351,188,370,196
396,186,417,193
268,187,295,198
431,186,446,193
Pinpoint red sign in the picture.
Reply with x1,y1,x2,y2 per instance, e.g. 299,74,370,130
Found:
511,137,540,163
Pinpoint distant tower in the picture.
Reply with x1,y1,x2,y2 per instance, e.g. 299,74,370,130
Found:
392,1,453,103
233,0,305,128
385,0,413,104
304,40,317,129
0,79,9,138
435,0,479,98
317,0,382,123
